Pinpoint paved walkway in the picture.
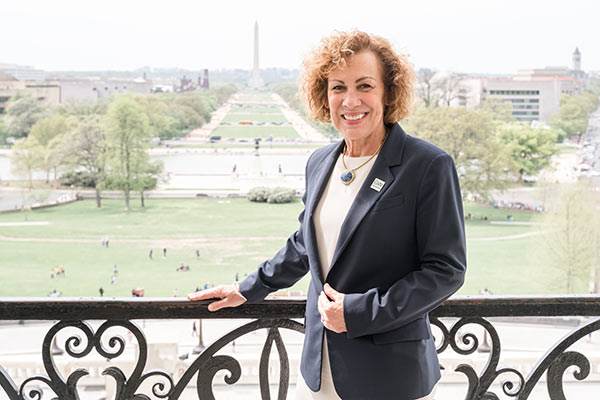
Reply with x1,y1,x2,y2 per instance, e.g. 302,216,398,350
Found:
0,187,78,213
186,95,234,140
271,93,329,142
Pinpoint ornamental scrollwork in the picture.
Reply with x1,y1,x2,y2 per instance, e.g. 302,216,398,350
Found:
0,318,304,400
430,316,600,400
431,316,525,399
1,315,599,399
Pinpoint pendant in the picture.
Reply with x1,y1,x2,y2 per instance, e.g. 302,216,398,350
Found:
341,170,355,185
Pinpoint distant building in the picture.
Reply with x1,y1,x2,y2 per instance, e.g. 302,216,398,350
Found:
0,73,152,114
0,73,60,114
482,78,558,122
0,63,46,81
455,48,588,123
201,69,209,89
174,72,210,92
58,77,152,103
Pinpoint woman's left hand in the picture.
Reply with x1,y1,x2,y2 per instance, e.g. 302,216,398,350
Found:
318,283,347,333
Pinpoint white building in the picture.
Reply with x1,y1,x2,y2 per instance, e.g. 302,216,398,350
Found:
455,48,588,123
0,75,152,114
0,73,60,114
0,63,46,81
57,77,152,104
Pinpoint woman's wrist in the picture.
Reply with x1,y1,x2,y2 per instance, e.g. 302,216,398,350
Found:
233,282,247,301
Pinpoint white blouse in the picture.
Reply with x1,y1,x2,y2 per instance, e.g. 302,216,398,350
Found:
296,153,375,400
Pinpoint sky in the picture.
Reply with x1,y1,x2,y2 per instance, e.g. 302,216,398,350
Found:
2,0,599,74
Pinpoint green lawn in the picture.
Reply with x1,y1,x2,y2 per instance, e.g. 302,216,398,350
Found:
211,126,299,139
0,198,568,297
0,199,305,297
228,106,282,114
235,93,277,102
222,113,288,123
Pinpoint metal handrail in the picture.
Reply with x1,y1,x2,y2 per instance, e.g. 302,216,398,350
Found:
1,295,599,320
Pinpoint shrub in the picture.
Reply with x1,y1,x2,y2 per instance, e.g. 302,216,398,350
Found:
247,187,271,202
248,186,296,203
267,187,296,204
59,171,97,188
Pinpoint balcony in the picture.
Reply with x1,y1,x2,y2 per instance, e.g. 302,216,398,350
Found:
1,296,599,399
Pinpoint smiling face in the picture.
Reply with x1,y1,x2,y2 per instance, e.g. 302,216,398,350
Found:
327,50,387,154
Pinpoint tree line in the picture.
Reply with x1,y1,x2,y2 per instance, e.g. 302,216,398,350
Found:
3,85,236,210
270,83,340,139
272,80,599,200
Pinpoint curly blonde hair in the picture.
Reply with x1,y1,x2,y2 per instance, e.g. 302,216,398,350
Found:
300,30,415,124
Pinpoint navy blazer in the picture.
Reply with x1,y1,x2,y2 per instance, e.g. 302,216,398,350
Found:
240,123,466,399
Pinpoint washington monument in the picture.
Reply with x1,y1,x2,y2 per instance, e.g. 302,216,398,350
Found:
249,21,263,89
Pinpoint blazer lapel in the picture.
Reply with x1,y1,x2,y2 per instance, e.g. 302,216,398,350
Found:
305,140,344,285
306,141,344,219
328,124,407,273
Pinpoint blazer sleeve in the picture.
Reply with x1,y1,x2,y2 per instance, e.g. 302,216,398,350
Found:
343,153,466,338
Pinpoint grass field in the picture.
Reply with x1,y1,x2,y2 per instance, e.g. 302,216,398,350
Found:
0,199,307,297
235,93,278,102
0,198,576,298
222,113,288,123
228,106,282,114
211,126,299,139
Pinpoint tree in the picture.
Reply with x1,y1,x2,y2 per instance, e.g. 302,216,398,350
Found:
435,72,464,108
537,183,600,293
0,118,9,144
477,98,514,123
105,95,151,211
10,137,42,188
550,93,599,138
58,99,108,117
403,107,513,199
64,116,108,207
496,122,558,181
132,158,164,207
134,95,182,139
5,94,47,139
29,116,71,183
415,68,438,108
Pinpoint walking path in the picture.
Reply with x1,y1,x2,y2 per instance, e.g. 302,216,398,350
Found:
470,230,547,241
186,95,235,140
271,93,329,142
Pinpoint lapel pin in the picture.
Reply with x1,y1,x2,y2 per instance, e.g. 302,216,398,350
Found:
370,178,385,192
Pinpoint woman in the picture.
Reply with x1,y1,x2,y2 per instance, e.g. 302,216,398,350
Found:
189,30,466,400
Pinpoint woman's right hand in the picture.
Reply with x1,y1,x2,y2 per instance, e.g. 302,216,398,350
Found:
187,285,247,311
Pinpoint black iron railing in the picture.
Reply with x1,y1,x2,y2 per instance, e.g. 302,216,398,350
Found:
0,296,599,400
